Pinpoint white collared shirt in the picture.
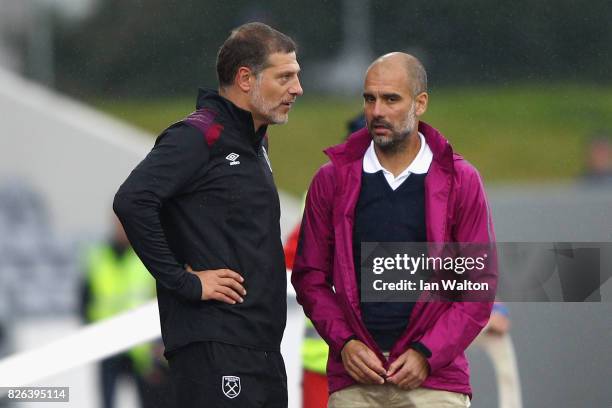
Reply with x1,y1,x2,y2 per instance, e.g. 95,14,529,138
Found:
362,132,433,190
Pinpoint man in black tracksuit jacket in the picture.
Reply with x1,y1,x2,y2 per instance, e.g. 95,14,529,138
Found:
113,23,303,407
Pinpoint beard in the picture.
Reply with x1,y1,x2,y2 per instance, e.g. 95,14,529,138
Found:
250,77,289,125
368,102,417,153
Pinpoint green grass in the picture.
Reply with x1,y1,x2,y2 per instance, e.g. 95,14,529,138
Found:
93,84,612,196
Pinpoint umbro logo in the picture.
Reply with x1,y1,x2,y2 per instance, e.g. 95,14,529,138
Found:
226,153,240,166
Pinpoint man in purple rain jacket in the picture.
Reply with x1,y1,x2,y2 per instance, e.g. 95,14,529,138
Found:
292,53,495,407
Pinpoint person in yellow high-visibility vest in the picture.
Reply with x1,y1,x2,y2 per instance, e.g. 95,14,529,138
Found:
80,217,172,408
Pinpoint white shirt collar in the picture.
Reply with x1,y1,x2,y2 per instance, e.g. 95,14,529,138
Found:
362,132,433,190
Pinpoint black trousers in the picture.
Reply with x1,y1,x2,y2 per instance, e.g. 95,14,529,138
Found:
167,341,288,408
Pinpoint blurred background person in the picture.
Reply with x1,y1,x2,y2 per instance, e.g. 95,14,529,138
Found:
80,216,173,408
582,132,612,184
285,222,327,408
283,114,366,408
471,302,522,408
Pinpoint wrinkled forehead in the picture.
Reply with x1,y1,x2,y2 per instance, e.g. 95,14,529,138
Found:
364,63,411,94
263,51,301,73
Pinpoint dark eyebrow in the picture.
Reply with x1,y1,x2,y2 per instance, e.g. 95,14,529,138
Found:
363,92,401,99
278,68,301,76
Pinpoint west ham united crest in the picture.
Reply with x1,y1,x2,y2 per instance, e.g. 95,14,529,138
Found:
222,375,241,399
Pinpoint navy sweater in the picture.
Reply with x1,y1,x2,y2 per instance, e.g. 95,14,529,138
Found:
353,170,427,351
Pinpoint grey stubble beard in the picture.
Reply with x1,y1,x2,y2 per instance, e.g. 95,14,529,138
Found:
250,75,288,125
372,102,417,155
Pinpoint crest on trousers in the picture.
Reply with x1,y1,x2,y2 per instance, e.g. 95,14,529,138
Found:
222,376,241,399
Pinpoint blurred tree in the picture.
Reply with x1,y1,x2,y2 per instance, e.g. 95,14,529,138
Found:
53,0,612,97
371,0,612,85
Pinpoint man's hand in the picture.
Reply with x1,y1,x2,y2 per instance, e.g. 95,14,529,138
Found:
340,339,386,385
486,312,510,335
186,265,246,304
386,349,429,390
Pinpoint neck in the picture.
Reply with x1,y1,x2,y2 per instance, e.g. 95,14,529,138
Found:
219,86,263,132
374,128,421,177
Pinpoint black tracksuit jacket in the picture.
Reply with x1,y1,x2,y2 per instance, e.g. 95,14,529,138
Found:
113,89,286,356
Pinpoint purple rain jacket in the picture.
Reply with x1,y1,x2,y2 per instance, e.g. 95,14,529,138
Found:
291,121,496,396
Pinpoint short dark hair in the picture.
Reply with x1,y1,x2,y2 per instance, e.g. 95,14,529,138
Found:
216,22,297,88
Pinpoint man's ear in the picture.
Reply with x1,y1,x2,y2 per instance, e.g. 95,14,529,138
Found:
235,67,254,92
415,92,428,117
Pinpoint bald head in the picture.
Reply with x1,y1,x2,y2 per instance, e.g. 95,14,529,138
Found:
366,52,427,97
362,52,430,152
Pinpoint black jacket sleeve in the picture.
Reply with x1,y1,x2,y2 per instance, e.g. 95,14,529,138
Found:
113,124,207,302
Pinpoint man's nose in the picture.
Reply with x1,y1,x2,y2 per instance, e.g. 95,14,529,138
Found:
372,100,384,118
289,78,303,97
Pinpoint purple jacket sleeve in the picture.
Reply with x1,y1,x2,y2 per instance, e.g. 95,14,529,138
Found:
418,164,496,373
291,165,355,355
